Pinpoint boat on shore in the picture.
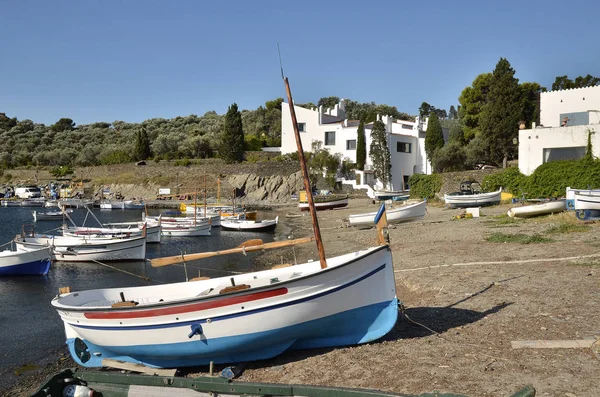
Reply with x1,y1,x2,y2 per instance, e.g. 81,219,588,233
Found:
349,200,426,228
298,192,349,211
0,244,51,276
507,200,566,218
444,181,502,208
374,190,410,201
221,216,278,231
29,368,537,397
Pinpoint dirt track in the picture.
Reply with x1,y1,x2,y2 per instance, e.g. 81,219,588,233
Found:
3,198,599,396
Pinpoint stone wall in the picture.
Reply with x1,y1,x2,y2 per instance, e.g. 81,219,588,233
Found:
439,169,503,196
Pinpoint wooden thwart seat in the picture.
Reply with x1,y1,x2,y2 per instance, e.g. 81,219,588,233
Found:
219,284,250,294
112,301,139,308
271,263,292,269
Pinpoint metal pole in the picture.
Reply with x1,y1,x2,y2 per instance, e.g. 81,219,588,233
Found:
283,77,327,269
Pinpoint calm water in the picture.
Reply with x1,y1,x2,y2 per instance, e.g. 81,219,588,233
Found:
0,206,290,372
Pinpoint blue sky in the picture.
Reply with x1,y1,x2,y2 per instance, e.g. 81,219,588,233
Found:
1,0,599,125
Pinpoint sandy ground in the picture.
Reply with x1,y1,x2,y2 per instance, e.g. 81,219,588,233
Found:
3,198,599,396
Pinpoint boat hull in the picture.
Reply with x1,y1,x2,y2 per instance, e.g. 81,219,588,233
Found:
349,201,426,227
52,246,397,368
16,235,146,262
573,192,600,210
444,189,502,208
64,225,161,244
374,190,409,201
507,200,566,218
221,218,278,232
0,247,51,276
298,198,349,211
161,223,211,236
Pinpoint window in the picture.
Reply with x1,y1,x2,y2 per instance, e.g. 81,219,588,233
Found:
401,124,413,130
346,139,356,150
543,147,585,163
397,142,412,153
297,123,306,132
325,131,336,146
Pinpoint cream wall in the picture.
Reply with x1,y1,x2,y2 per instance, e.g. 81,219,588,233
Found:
540,86,600,127
518,125,600,175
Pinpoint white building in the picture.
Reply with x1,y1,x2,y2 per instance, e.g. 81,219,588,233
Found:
519,85,600,175
281,100,431,191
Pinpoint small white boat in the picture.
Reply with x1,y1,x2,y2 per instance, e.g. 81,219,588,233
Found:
565,187,600,210
507,200,566,218
444,181,502,208
0,245,51,276
45,200,60,208
63,223,161,244
573,191,600,210
349,201,426,228
298,196,349,211
161,221,211,236
21,198,46,207
1,199,22,207
221,217,279,232
15,234,147,262
33,209,73,222
374,190,410,201
184,213,221,227
59,199,93,208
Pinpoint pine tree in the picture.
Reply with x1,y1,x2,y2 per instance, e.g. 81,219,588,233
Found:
479,58,522,167
424,112,444,162
449,105,458,120
369,120,391,188
356,119,366,170
220,103,245,163
134,126,151,161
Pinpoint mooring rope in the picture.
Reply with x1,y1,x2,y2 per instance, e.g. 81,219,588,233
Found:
90,259,152,282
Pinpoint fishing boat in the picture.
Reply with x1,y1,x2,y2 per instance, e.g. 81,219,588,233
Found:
573,190,600,210
21,198,46,207
444,181,502,208
161,220,211,236
1,199,22,207
565,187,600,210
63,222,161,244
374,190,410,201
33,209,73,222
15,233,146,262
507,200,566,218
0,244,51,276
29,368,537,397
298,191,348,211
348,200,426,228
100,201,124,210
221,216,278,232
49,72,399,370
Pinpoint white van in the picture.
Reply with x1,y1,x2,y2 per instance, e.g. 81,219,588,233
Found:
15,186,42,199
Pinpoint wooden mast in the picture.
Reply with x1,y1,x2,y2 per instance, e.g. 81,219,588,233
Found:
194,188,198,226
204,174,207,218
283,76,327,269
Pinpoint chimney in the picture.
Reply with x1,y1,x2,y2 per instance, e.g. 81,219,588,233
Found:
532,122,536,129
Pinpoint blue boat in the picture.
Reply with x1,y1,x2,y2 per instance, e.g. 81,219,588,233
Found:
0,244,51,276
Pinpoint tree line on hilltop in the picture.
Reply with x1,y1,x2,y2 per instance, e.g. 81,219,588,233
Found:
0,97,413,169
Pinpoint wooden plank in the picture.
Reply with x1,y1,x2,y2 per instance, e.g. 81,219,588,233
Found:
102,358,176,376
511,339,597,349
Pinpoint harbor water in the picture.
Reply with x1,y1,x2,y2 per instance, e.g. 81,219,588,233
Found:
0,206,290,373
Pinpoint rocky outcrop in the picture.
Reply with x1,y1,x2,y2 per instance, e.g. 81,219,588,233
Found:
226,171,304,203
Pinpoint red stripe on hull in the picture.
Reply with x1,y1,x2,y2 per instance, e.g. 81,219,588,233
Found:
84,288,288,319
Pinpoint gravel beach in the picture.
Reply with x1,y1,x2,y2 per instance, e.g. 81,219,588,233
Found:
3,198,599,396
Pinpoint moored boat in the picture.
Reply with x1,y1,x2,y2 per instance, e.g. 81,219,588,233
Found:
0,244,51,276
63,223,161,244
444,181,502,208
161,220,211,236
33,209,73,222
507,200,566,218
15,233,146,262
349,200,426,228
221,216,278,231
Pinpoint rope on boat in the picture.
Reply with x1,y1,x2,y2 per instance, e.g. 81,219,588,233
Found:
90,260,151,282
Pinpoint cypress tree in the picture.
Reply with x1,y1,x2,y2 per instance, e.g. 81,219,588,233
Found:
424,112,444,162
480,58,522,167
356,119,366,170
369,120,391,188
220,103,245,163
134,126,151,161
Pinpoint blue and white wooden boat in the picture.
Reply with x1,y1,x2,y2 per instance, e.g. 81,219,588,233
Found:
0,245,51,276
50,243,397,368
348,200,426,228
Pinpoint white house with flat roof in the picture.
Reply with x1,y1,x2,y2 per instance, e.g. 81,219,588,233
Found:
281,100,431,191
518,85,600,175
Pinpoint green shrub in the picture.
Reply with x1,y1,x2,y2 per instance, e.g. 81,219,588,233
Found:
408,174,443,199
174,158,192,167
246,153,261,163
482,167,527,195
50,165,74,178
